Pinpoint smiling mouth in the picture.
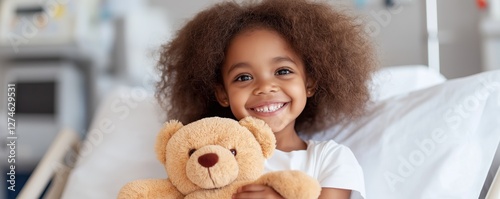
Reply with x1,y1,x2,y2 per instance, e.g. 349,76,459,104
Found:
251,103,286,113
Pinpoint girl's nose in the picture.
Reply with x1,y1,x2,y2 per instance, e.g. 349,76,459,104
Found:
253,80,279,95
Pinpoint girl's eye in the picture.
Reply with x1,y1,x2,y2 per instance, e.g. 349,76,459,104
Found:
275,68,292,75
235,74,252,82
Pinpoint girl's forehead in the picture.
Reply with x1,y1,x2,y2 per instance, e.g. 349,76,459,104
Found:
226,29,297,58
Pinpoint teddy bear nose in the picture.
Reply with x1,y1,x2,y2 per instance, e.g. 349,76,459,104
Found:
198,153,219,168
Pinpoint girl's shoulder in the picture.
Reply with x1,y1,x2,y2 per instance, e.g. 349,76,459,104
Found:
267,139,359,166
306,139,340,147
306,139,347,152
305,140,359,163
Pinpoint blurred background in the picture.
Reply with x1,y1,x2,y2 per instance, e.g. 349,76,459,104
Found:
0,0,499,198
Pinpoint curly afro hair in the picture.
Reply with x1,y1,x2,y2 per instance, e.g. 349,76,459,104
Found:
156,0,378,134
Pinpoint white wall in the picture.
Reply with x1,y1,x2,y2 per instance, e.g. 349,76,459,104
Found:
437,0,483,79
353,1,428,68
352,0,482,79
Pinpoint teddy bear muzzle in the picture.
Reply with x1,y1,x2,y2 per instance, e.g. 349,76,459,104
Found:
186,145,239,189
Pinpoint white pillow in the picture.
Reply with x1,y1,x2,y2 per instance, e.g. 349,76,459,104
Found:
303,70,500,198
370,65,446,101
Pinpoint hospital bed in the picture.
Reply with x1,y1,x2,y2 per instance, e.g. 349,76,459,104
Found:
17,65,500,199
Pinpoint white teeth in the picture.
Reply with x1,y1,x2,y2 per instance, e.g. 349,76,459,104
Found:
254,103,284,113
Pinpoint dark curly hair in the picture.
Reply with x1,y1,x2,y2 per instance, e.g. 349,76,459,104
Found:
156,0,377,134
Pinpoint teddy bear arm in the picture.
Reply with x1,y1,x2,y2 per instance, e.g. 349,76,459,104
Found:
254,171,321,199
184,182,248,199
117,179,184,199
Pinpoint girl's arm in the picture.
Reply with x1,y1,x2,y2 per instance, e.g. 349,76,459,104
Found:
233,185,352,199
319,188,351,199
232,184,283,199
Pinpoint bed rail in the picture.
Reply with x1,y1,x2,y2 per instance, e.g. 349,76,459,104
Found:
17,128,80,199
487,166,500,199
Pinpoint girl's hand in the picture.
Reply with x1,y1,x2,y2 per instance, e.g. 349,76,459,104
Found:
232,184,284,199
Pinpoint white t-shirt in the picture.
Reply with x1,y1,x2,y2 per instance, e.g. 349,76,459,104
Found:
264,140,366,199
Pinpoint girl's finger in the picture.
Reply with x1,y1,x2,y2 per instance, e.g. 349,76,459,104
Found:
233,191,276,199
238,184,267,192
233,191,261,199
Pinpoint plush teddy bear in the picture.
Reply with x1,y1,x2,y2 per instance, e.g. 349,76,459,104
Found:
118,116,321,199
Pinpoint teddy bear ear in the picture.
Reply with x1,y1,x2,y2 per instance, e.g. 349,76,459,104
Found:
155,120,184,164
239,116,276,158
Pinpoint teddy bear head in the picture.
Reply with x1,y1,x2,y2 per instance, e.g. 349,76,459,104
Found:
155,116,276,195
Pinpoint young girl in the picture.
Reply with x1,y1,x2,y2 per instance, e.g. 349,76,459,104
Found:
156,0,377,198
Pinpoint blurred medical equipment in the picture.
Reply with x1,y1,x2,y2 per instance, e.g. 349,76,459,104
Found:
425,0,440,73
0,2,111,198
0,0,104,56
491,0,500,20
1,62,85,173
110,6,169,86
480,0,500,72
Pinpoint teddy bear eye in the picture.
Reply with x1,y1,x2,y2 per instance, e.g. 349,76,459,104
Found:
188,149,196,156
230,149,237,156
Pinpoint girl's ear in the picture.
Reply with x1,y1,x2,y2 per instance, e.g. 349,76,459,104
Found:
306,78,317,97
215,85,230,107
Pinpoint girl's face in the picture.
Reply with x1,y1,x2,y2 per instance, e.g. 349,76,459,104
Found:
216,29,314,135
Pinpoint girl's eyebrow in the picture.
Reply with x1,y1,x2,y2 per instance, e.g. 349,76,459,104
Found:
227,62,250,75
272,56,297,65
227,56,297,75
